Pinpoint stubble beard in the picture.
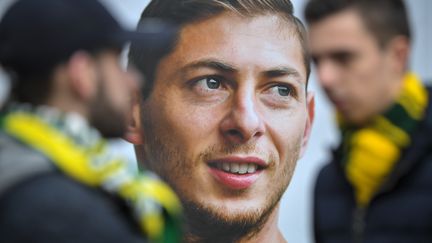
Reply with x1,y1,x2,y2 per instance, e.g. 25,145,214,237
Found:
88,81,127,138
141,113,300,242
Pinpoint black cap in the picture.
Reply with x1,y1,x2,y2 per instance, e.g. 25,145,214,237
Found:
0,0,177,74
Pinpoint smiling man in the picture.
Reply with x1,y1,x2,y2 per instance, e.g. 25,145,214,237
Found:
126,0,314,242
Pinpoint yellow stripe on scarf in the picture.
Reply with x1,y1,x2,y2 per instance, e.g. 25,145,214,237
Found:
3,112,99,185
347,129,400,206
399,72,428,120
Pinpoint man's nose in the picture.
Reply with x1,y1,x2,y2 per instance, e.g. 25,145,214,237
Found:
316,60,339,90
219,89,265,144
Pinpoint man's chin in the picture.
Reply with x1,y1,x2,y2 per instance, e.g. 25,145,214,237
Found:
181,198,277,242
208,205,262,223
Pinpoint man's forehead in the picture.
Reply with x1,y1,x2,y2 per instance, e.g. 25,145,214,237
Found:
165,13,306,75
308,11,375,52
309,9,370,39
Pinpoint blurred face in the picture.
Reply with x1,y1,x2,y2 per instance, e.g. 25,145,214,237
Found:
308,10,401,125
136,12,313,237
90,50,138,137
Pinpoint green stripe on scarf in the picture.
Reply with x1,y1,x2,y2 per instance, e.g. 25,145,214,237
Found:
384,103,417,133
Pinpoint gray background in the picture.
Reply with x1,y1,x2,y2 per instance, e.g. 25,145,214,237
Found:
0,1,430,242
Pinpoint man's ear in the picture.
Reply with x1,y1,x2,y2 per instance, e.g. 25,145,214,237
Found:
388,36,410,73
299,91,315,158
67,51,98,101
124,91,144,145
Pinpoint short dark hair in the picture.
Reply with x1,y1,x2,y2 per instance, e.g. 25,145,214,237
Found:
129,0,310,99
304,0,411,48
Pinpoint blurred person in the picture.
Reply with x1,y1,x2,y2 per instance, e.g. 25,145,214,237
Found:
305,0,432,242
0,0,182,242
126,0,315,242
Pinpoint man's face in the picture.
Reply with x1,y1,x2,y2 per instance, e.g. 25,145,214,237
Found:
90,50,138,138
137,12,313,232
309,10,401,125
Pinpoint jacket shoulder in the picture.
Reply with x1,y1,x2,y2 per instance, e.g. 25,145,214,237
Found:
0,132,54,195
0,173,146,243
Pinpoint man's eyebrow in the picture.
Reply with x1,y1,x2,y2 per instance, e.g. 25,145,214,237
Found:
262,67,303,83
312,50,357,63
180,59,238,74
330,50,357,60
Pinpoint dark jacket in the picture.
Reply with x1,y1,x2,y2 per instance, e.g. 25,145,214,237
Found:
314,88,432,243
0,133,147,243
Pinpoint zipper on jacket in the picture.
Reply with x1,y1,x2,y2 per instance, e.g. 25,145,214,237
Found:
352,206,366,243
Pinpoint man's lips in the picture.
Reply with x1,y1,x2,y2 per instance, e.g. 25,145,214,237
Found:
207,156,267,190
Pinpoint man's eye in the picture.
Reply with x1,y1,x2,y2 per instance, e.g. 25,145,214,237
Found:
194,77,223,90
271,85,292,97
332,51,355,66
205,78,220,89
189,76,229,103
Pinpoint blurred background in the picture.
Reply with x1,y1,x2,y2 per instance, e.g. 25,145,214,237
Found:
0,0,430,242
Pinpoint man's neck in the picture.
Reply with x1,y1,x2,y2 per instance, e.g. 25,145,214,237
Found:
238,207,286,243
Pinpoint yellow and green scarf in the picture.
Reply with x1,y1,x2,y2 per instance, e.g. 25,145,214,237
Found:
0,104,182,243
338,73,428,207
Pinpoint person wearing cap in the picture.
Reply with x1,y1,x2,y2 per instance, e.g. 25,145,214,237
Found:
304,0,432,242
125,0,314,242
0,0,181,242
